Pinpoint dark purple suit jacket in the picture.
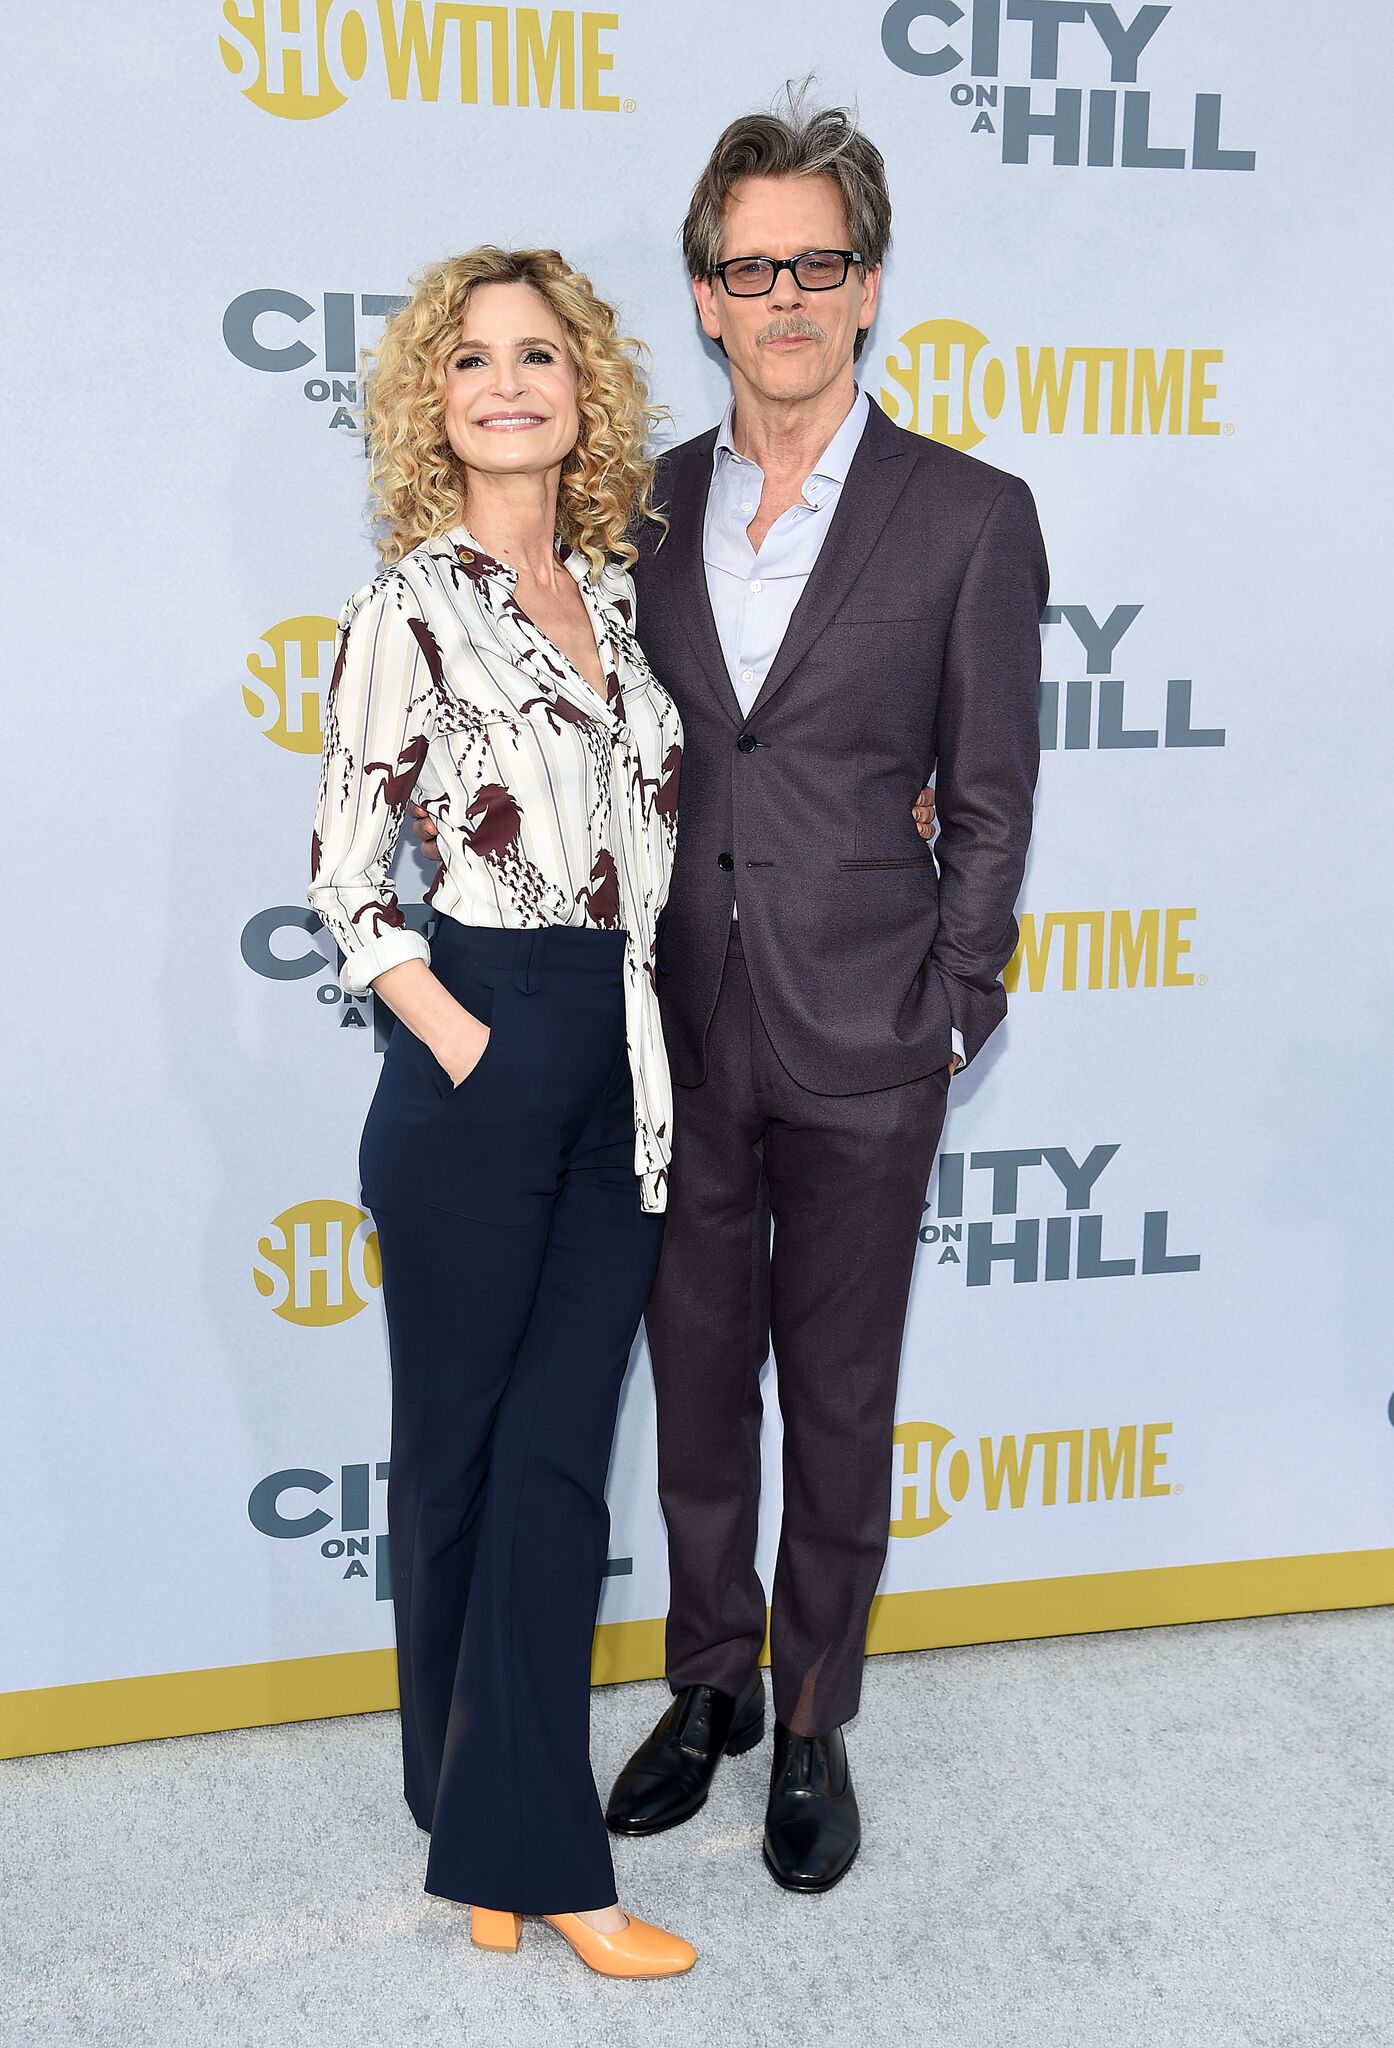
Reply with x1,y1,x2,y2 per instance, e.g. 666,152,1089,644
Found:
632,397,1048,1094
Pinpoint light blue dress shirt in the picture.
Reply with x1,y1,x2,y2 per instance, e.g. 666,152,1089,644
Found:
703,387,871,718
700,387,965,1067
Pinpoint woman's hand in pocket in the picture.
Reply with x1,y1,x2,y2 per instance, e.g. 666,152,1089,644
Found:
371,960,491,1087
431,1005,491,1088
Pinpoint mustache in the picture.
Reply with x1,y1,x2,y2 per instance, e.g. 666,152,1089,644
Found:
757,315,826,345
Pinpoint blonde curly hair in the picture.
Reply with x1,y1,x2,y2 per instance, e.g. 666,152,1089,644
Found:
363,247,665,571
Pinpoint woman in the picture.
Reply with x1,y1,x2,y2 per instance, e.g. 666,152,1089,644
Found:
308,248,692,1979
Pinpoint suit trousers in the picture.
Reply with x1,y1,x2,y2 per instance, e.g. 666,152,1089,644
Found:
362,920,663,1915
646,922,950,1737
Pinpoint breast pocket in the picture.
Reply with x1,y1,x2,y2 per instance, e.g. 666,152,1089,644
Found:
831,570,942,623
819,612,943,727
832,606,940,629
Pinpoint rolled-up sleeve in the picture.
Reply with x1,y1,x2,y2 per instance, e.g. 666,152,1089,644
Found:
309,575,435,995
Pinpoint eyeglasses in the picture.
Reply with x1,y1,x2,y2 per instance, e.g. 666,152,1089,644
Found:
711,250,864,297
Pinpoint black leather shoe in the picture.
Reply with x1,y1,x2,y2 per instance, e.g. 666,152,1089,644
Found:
762,1721,861,1892
605,1674,765,1835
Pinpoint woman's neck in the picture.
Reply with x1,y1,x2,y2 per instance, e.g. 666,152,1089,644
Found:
461,465,564,585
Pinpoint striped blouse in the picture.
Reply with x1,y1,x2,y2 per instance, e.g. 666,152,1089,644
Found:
308,524,683,1214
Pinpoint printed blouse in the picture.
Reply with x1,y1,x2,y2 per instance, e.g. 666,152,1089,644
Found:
308,524,683,1213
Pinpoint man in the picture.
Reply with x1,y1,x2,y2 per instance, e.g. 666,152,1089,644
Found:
601,98,1047,1892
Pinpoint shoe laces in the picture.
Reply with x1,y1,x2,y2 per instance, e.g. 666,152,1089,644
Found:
780,1734,827,1795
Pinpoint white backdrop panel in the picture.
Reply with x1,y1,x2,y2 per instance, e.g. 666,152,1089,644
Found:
4,0,1392,1702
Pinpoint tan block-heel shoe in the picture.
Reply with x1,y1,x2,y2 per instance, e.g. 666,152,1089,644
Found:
470,1904,694,1977
470,1907,522,1952
542,1912,696,1979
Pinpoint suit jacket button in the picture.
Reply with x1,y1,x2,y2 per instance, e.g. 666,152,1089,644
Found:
737,732,758,753
717,852,735,872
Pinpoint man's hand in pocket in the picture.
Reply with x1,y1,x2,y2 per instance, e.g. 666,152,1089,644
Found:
409,801,444,864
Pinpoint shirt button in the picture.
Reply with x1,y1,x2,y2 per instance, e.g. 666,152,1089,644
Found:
750,579,763,594
740,501,753,514
718,852,735,872
741,668,755,684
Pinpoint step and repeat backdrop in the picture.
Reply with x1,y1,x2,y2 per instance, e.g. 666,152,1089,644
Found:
5,1,1392,1754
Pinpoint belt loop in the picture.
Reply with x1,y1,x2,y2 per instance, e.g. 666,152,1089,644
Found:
515,928,543,995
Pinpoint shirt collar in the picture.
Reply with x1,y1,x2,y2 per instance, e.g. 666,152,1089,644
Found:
428,523,597,593
428,522,646,714
422,522,511,583
712,386,870,499
431,524,589,581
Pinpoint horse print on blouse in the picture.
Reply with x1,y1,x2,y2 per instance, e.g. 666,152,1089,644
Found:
463,783,564,925
576,849,622,929
366,733,431,814
634,742,681,844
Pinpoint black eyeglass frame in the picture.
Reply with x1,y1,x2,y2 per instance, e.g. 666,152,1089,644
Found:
710,249,866,297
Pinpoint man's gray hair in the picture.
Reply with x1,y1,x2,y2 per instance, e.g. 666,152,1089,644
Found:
681,87,893,283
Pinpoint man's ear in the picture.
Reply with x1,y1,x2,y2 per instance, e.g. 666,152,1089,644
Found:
692,273,723,345
858,262,883,336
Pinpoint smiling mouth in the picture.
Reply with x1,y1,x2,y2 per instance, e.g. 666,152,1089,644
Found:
476,414,547,430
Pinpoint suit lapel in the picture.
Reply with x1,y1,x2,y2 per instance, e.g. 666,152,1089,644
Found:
662,428,743,727
748,401,915,720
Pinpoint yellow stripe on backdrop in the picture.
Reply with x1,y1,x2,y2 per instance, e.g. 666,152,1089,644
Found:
5,1549,1391,1762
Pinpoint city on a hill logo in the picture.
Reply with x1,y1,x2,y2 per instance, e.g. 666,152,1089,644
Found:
1040,603,1224,754
248,1459,393,1597
242,614,338,752
241,905,434,1045
219,1,625,119
920,1143,1200,1284
253,1199,382,1325
889,1416,1175,1538
881,1,1255,172
223,290,406,430
246,1457,636,1598
881,317,1226,452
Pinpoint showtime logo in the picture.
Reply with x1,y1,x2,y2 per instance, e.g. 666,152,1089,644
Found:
252,1200,382,1325
889,1417,1175,1537
242,614,338,752
219,2,624,120
881,317,1225,451
1005,908,1199,993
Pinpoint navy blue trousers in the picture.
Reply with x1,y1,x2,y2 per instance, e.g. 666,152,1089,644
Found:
360,920,663,1914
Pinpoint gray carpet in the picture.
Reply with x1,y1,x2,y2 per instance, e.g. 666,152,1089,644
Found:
4,1608,1391,2048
